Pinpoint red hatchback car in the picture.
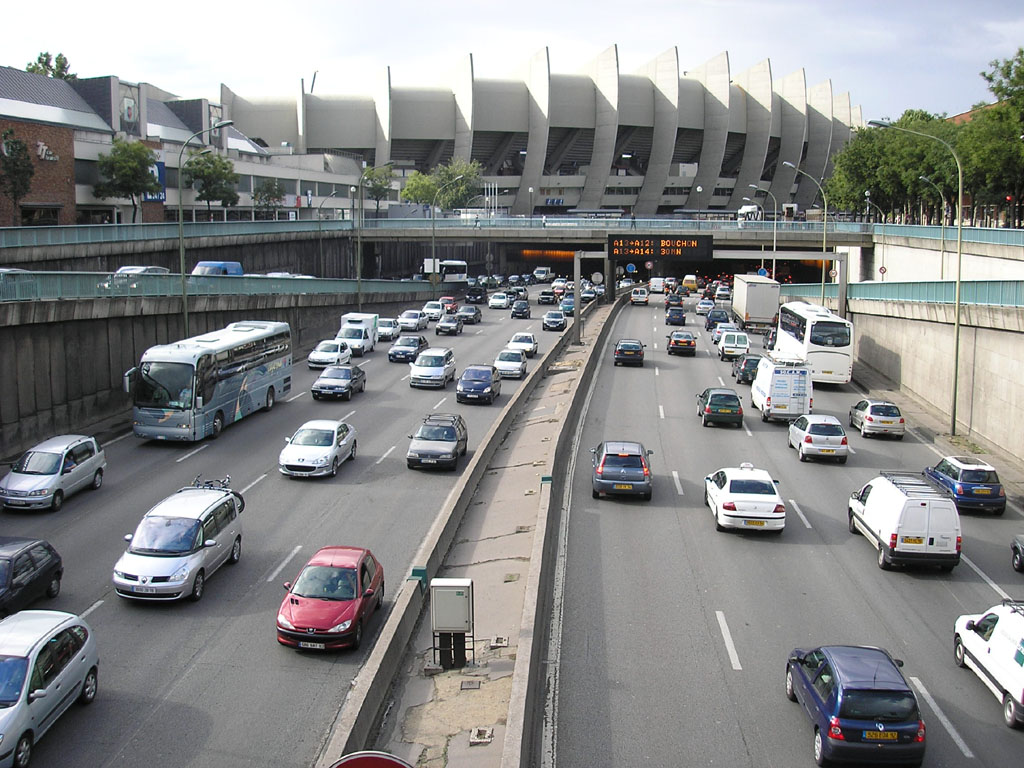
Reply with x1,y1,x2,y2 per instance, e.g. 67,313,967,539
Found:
276,546,384,650
439,296,458,314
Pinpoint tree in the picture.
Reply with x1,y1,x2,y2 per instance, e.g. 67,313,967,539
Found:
362,165,395,214
253,179,285,218
26,52,76,80
399,158,483,209
93,138,161,223
183,152,239,214
0,129,36,226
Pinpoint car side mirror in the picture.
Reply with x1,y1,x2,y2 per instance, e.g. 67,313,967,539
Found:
62,466,73,474
408,434,414,439
28,689,47,703
196,396,204,408
646,450,654,456
788,654,802,665
124,533,133,542
283,581,292,590
850,491,858,500
284,437,291,444
204,539,217,548
704,475,711,482
363,588,374,598
965,620,976,631
894,658,904,668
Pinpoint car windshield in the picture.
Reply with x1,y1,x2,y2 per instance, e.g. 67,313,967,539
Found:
603,454,643,469
0,561,7,585
618,343,641,351
417,356,444,367
512,335,532,344
809,423,845,436
291,565,357,601
425,303,441,310
316,342,340,353
514,301,527,308
380,320,396,327
321,368,350,380
338,328,362,339
463,369,492,382
401,311,419,319
192,265,227,275
129,516,202,555
396,338,418,347
671,334,693,341
870,405,901,418
839,690,918,722
12,450,62,475
0,656,29,706
810,321,851,347
729,479,776,495
546,313,563,319
498,352,522,362
742,359,759,368
291,428,334,447
961,469,1000,484
133,361,195,410
709,394,739,407
417,426,456,441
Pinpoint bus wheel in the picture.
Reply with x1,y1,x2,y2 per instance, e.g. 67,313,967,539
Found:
211,412,224,439
265,387,275,411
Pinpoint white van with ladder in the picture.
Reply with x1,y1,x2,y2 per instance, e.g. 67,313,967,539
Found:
954,600,1024,728
749,357,812,422
848,470,962,571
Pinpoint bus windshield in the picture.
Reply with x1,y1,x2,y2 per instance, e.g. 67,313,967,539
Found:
134,362,195,410
809,321,851,347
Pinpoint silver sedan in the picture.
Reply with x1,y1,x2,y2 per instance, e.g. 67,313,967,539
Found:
787,415,849,464
279,420,358,477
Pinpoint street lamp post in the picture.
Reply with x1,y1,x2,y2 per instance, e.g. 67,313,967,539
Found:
863,193,887,280
869,119,964,436
178,119,233,339
782,161,828,305
317,189,339,277
431,174,465,298
919,175,947,279
528,186,535,221
355,163,394,310
741,196,767,268
749,183,778,278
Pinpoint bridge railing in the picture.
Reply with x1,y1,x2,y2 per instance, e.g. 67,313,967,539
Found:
782,280,1024,307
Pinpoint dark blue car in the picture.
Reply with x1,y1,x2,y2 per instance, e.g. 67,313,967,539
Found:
785,645,925,766
456,365,501,405
925,455,1006,515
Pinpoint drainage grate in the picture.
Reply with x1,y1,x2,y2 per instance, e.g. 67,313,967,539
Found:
461,679,481,690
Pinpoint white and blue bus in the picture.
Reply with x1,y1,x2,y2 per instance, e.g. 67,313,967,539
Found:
125,321,292,441
773,302,854,384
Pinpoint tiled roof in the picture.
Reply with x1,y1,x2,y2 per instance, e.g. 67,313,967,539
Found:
0,65,96,112
146,98,189,130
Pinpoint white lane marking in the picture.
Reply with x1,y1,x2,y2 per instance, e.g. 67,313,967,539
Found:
476,330,484,335
175,444,208,463
653,343,658,350
910,677,975,758
402,374,410,381
105,432,132,445
81,600,104,619
706,349,712,357
672,471,684,496
658,405,665,420
342,410,356,421
715,611,743,671
962,554,1011,600
240,473,266,494
717,376,725,386
655,366,660,377
376,446,395,465
788,499,813,529
434,396,447,409
847,445,856,455
743,423,753,437
287,391,305,402
652,325,657,334
267,545,302,583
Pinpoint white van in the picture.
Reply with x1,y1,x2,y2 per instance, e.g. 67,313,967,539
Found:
717,331,750,361
954,600,1024,727
848,470,962,571
630,287,649,305
649,277,665,294
750,358,812,422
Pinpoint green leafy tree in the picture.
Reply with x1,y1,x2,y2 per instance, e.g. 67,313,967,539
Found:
399,158,483,209
93,138,161,223
362,165,395,214
253,178,285,216
183,152,239,213
26,52,76,80
0,128,36,226
400,170,437,205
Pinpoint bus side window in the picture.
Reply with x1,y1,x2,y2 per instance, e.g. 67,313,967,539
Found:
197,356,216,403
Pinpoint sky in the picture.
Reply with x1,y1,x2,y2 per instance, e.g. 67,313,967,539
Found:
7,0,1023,123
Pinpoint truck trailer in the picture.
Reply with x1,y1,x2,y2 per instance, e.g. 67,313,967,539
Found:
731,275,780,334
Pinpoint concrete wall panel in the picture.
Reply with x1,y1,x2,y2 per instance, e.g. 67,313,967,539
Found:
636,48,680,215
453,55,474,162
768,68,807,204
728,59,773,210
686,51,730,211
514,49,551,215
473,80,529,132
794,80,833,210
617,74,654,127
391,88,455,139
306,96,377,149
580,46,621,209
548,75,595,129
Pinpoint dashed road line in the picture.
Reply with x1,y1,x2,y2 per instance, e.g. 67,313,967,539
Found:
434,396,447,409
962,554,1011,600
658,405,665,420
240,473,266,494
672,470,684,496
910,677,974,758
287,391,305,402
789,499,813,529
655,366,660,377
743,423,753,437
715,611,743,670
267,545,302,583
717,376,724,386
81,600,104,619
376,446,395,465
105,432,133,445
175,444,208,463
342,410,356,421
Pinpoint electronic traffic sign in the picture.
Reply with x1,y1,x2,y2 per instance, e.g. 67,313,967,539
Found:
607,235,713,261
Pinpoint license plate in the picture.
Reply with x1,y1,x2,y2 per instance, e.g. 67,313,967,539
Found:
613,484,633,490
881,420,893,425
422,459,437,464
775,404,787,409
744,520,765,527
902,536,924,544
718,409,733,414
466,394,479,399
132,586,158,594
6,499,25,506
298,641,326,650
820,448,835,454
863,731,898,741
974,488,991,495
822,370,833,375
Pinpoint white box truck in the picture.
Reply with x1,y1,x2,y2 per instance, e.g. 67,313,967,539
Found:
337,312,379,356
732,275,780,334
750,357,813,422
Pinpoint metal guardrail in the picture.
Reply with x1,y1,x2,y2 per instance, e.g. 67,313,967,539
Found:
0,272,451,303
782,280,1024,307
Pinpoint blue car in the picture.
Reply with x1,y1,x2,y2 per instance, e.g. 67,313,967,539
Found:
925,455,1006,515
456,365,501,405
560,295,575,316
785,645,926,766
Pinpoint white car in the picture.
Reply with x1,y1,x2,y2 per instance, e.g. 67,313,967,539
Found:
279,420,357,478
508,332,539,358
788,415,849,463
422,301,444,321
0,435,106,512
711,322,740,345
409,347,457,388
307,339,352,369
704,463,786,533
489,292,512,309
398,309,428,331
378,318,400,341
494,348,528,379
695,299,715,315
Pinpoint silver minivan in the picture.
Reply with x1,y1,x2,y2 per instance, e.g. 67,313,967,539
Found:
0,435,106,512
112,478,244,602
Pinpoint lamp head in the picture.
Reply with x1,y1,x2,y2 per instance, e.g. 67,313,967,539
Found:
864,190,870,198
867,119,891,129
782,160,796,169
918,175,931,183
742,197,752,202
695,185,702,193
213,119,234,130
748,183,759,190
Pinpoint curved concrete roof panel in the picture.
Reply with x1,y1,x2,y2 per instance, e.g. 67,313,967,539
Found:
549,74,595,128
473,80,528,132
618,75,653,126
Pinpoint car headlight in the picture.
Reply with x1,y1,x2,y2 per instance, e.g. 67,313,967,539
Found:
442,452,456,459
277,614,295,630
457,384,465,392
314,456,329,466
482,386,491,394
113,570,127,579
170,566,190,582
329,619,352,633
29,489,50,497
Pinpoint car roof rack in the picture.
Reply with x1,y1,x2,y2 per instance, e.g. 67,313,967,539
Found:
880,470,950,500
1001,599,1024,616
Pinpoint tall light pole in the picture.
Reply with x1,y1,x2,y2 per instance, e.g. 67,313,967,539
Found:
749,183,778,278
782,160,828,305
528,186,535,220
919,175,947,279
178,119,233,339
431,174,464,297
317,189,339,277
741,197,767,268
863,193,887,280
355,162,393,310
869,119,964,436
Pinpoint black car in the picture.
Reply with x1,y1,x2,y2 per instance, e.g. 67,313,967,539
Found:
666,306,686,326
456,305,482,324
456,365,501,404
0,536,63,617
538,289,557,305
511,300,531,319
705,308,730,331
665,293,684,308
311,364,366,401
613,339,646,366
465,286,488,304
388,335,429,362
436,315,464,335
731,354,762,384
542,310,567,331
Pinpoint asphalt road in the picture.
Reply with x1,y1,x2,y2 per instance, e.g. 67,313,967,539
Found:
548,295,1023,768
2,297,562,768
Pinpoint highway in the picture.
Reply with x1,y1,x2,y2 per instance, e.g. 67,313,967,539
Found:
547,295,1024,767
2,299,556,768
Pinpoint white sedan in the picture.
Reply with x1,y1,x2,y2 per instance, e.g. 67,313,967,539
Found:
307,339,352,369
494,348,528,379
489,292,512,309
507,332,539,358
398,309,428,331
704,463,785,533
695,299,715,315
422,301,444,321
279,420,357,478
